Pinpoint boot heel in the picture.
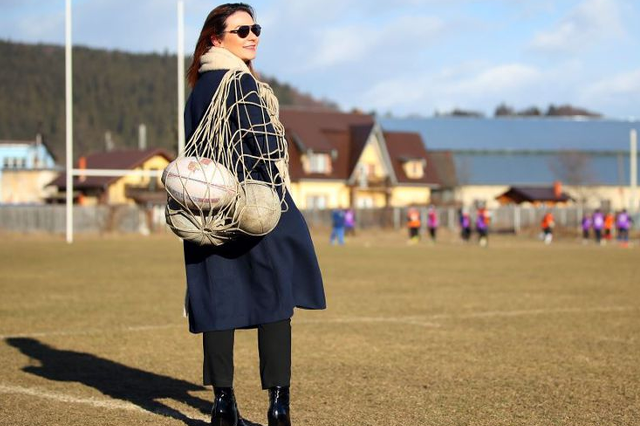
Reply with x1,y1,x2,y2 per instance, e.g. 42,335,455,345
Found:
267,386,291,426
211,387,239,426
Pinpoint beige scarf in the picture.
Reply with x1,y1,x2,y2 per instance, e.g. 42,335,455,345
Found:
196,47,289,186
198,47,282,121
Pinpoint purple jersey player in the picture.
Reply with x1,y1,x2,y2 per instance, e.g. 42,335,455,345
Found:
592,210,604,244
616,209,632,244
581,215,591,242
461,213,471,242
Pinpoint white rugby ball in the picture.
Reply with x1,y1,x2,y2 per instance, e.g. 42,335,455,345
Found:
234,181,282,236
162,157,238,211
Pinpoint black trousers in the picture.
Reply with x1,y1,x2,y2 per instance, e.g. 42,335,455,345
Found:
203,318,291,390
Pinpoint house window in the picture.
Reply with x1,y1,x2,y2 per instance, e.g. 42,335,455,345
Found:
306,195,327,210
2,157,24,169
366,163,376,177
356,196,374,208
306,153,331,174
403,160,424,179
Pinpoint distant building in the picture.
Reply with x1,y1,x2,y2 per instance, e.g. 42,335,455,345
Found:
47,148,172,205
280,108,440,209
381,117,640,210
496,182,573,206
0,135,60,204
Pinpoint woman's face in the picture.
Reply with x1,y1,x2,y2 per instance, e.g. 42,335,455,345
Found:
213,11,259,62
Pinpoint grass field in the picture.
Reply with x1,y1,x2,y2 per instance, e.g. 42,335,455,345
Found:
0,231,639,426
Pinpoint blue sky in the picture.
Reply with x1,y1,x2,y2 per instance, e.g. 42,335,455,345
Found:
1,0,639,119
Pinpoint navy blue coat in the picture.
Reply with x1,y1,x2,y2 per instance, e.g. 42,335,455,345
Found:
183,70,326,333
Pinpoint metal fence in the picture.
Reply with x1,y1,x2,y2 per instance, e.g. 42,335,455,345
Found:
0,204,637,234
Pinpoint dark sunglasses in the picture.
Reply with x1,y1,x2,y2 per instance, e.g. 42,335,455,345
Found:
227,24,261,38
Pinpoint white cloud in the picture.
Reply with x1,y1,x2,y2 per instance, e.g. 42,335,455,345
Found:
583,68,640,99
295,15,445,71
359,63,543,114
446,64,542,97
529,0,625,54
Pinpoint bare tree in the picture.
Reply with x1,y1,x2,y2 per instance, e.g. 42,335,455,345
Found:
548,151,595,205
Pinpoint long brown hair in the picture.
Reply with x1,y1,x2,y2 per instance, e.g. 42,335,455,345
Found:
187,3,257,88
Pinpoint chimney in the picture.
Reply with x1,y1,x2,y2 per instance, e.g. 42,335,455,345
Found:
34,133,43,167
138,123,147,150
553,181,562,199
78,156,87,182
105,131,114,152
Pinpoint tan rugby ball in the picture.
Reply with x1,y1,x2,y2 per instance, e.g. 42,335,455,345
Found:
165,200,228,246
234,181,281,236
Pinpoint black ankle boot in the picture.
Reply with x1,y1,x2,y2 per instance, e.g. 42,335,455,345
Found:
267,386,291,426
211,387,239,426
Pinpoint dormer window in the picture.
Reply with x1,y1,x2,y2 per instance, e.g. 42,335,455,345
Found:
403,159,425,179
304,153,332,174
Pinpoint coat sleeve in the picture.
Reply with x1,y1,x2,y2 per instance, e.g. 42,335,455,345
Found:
229,73,283,183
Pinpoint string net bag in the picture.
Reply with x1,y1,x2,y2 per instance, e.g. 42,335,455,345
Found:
164,69,290,246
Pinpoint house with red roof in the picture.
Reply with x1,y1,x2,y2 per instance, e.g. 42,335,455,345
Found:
47,147,172,205
279,108,440,209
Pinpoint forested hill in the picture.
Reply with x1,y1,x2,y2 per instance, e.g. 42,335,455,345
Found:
0,40,337,160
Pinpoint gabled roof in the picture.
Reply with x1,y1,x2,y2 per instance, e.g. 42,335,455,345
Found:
279,108,442,186
280,108,374,153
348,123,375,174
49,147,173,189
497,186,573,203
383,131,440,186
279,108,375,181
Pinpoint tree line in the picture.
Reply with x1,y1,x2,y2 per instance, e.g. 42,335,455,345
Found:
0,40,336,161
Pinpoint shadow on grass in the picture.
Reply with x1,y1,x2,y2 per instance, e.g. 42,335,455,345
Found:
5,337,232,426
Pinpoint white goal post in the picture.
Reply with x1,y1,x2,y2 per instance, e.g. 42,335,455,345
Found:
64,0,185,243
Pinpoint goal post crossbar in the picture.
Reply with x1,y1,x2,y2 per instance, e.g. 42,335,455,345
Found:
70,169,163,177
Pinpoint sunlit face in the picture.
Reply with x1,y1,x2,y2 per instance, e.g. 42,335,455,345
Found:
212,11,259,62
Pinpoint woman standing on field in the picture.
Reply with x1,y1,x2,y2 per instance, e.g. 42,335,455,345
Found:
182,4,326,426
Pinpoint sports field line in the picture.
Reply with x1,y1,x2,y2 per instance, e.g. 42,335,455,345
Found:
429,305,637,319
297,316,442,328
0,323,183,340
298,305,637,325
0,306,635,340
0,383,145,413
0,383,209,421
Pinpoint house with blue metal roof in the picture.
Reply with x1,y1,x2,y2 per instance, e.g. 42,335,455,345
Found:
380,117,639,210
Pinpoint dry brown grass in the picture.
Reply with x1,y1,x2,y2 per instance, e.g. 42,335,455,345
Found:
0,231,638,425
